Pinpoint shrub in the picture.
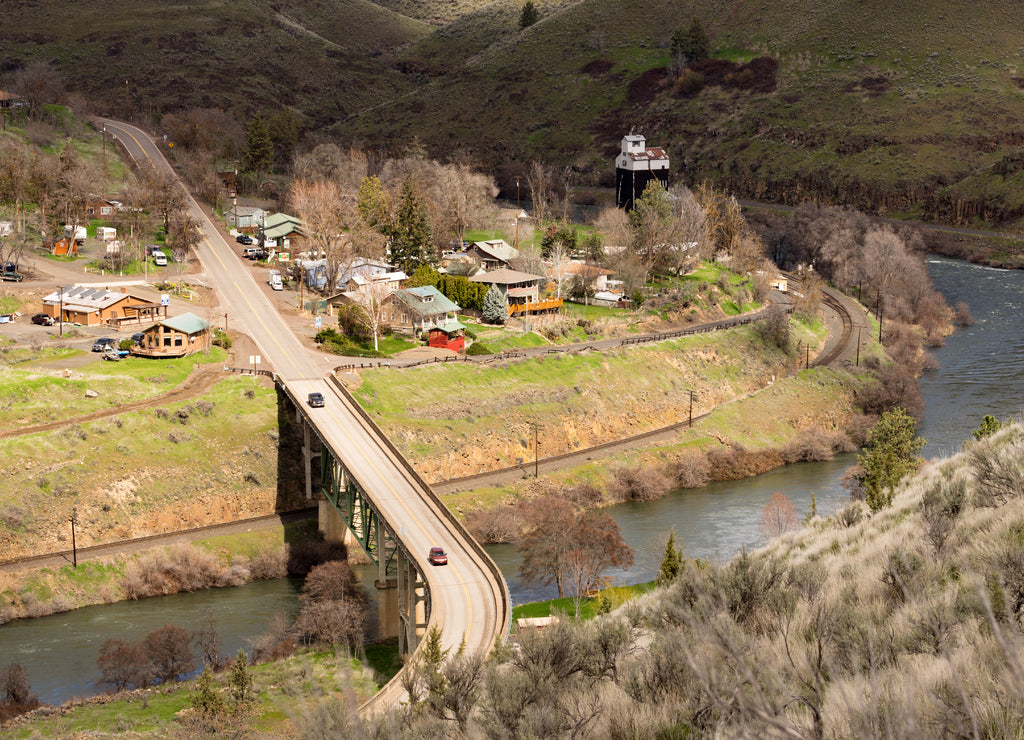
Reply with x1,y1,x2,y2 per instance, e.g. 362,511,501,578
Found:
142,625,195,684
610,466,673,502
674,69,705,95
466,341,492,356
465,505,522,544
754,310,791,353
212,329,231,349
669,450,710,488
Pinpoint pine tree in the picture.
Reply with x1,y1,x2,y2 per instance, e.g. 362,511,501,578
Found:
190,665,225,717
228,650,253,707
242,114,273,190
519,0,538,29
657,529,683,585
671,18,710,64
857,407,925,511
482,283,507,324
389,180,433,273
357,175,391,230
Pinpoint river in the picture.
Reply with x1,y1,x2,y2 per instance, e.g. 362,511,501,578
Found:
2,256,1017,705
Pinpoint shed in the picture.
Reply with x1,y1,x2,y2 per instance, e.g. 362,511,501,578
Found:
428,319,466,352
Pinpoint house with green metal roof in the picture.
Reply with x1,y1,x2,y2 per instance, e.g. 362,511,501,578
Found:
383,285,461,336
134,312,211,358
260,212,306,251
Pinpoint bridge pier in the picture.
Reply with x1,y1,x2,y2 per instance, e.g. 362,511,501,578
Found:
317,500,357,549
298,411,321,500
396,550,427,654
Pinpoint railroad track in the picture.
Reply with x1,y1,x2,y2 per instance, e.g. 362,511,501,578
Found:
814,288,855,367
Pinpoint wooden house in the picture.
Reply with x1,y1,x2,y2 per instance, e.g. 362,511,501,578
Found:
133,312,210,358
40,286,165,327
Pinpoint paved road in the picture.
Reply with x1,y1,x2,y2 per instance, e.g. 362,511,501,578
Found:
100,119,510,705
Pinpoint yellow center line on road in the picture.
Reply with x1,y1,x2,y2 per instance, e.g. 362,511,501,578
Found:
110,118,478,643
321,398,474,643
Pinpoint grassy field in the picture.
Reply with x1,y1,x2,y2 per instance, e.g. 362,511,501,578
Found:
0,346,227,428
0,372,306,562
354,313,830,482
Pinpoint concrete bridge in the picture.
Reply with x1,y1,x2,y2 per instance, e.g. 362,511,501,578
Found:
101,117,511,710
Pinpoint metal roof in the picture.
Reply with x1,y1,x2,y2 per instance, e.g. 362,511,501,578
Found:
469,268,545,286
392,285,460,317
158,312,209,335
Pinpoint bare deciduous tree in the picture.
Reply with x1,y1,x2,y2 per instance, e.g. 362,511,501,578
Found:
759,492,801,539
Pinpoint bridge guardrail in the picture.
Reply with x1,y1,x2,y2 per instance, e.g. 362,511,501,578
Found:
327,374,512,634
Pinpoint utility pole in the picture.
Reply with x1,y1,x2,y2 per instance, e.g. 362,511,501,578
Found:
532,420,540,478
224,313,228,333
70,507,78,569
58,287,64,336
856,323,862,366
805,343,810,369
688,390,696,428
125,79,130,121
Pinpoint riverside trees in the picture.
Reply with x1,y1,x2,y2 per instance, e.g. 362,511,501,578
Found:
517,494,633,599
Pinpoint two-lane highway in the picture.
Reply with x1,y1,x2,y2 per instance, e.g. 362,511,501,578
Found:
100,118,510,706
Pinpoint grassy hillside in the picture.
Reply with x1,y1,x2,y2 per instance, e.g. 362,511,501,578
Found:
0,0,427,123
7,0,1024,225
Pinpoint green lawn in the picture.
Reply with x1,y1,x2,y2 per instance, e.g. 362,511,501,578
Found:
512,581,659,621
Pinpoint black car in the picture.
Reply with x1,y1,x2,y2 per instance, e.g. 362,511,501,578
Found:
307,392,325,408
1,272,23,282
236,234,254,245
91,337,116,352
31,313,54,326
131,332,145,345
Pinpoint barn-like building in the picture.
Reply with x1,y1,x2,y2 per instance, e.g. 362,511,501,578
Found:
614,133,669,210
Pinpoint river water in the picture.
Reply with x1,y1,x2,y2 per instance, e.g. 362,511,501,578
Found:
3,256,1019,705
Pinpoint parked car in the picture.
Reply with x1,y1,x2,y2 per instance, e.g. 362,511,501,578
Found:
1,271,24,282
242,246,260,259
151,249,167,266
235,234,254,245
91,337,116,352
307,392,325,408
268,270,283,291
131,332,145,345
428,547,448,566
31,313,54,326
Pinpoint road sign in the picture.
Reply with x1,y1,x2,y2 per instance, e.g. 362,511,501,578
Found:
249,355,261,365
278,252,290,262
160,294,170,306
314,316,322,329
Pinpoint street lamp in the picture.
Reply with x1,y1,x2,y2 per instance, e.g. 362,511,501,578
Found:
515,210,529,251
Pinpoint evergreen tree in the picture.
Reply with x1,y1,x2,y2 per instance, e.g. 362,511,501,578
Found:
388,180,433,273
482,283,507,324
190,665,225,717
519,0,539,29
857,408,925,512
228,650,253,707
671,18,710,63
242,114,273,189
657,529,683,585
356,175,391,230
972,414,1003,441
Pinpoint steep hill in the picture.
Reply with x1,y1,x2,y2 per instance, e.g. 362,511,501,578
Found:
0,0,429,123
6,0,1024,225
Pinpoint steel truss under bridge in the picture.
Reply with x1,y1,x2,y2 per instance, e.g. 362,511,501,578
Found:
320,444,399,579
